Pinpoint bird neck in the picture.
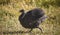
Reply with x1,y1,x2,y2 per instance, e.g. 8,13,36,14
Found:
21,12,26,18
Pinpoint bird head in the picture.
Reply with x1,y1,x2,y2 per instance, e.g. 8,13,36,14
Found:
19,9,24,13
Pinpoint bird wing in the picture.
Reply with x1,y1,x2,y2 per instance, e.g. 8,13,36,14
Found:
37,15,47,23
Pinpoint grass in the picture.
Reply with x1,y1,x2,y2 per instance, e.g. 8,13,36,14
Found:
0,0,60,35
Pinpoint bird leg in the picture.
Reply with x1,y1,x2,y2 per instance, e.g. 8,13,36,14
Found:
37,27,43,33
29,28,33,32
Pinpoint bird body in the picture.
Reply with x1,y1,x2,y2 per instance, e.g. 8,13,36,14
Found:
19,8,47,32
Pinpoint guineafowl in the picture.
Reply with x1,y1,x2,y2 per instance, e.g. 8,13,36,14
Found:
19,8,47,32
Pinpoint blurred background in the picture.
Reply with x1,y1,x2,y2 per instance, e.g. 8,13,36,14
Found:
0,0,60,35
